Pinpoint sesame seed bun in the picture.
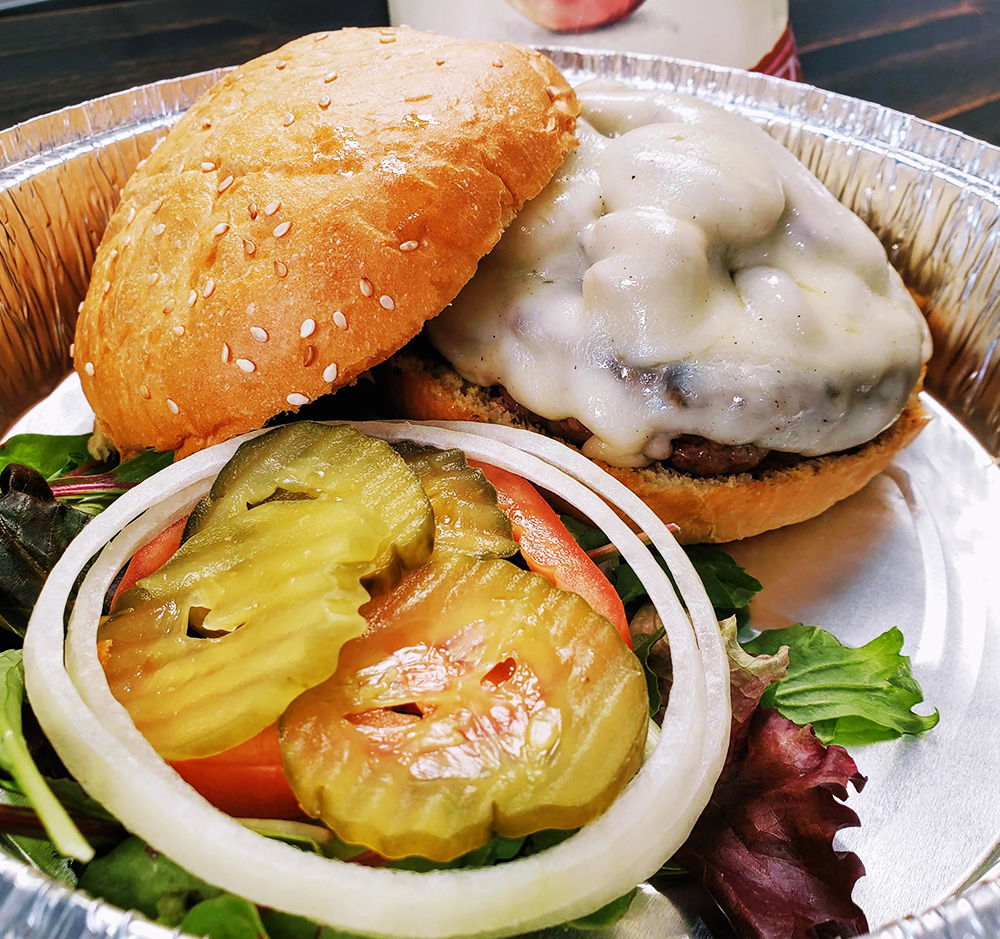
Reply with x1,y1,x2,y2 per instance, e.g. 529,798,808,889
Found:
383,349,930,544
74,27,579,457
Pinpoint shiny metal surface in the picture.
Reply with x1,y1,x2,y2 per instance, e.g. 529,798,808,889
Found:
2,44,1000,939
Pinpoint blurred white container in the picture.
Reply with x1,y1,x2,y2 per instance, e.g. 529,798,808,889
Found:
388,0,801,78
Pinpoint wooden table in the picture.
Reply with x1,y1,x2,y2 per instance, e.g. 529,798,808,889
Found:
2,0,1000,146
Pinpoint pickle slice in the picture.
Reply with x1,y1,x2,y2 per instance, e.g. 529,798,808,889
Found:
395,443,518,559
100,500,388,760
279,554,648,862
186,423,434,592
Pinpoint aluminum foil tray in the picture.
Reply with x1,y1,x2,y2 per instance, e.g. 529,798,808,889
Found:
2,45,1000,939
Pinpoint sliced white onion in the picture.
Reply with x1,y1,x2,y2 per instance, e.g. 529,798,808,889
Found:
24,421,730,939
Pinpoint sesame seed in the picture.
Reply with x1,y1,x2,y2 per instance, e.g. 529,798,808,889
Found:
77,301,84,314
69,342,75,356
84,361,95,376
264,200,281,216
222,343,230,363
379,33,396,43
243,239,256,256
333,310,347,329
545,116,556,132
218,175,234,193
314,32,328,41
318,95,331,110
273,220,291,238
436,58,445,66
250,326,269,342
359,278,373,297
274,260,289,277
323,363,338,383
399,240,418,252
248,202,259,220
102,280,111,295
152,197,163,214
201,161,216,172
188,289,198,306
109,248,119,261
136,159,147,171
148,272,160,285
172,325,185,336
122,234,132,247
166,398,179,414
213,222,229,236
492,58,504,67
323,70,338,83
379,294,395,310
139,383,150,399
275,61,287,70
153,223,166,236
203,278,215,297
286,392,310,406
300,318,316,338
303,345,316,366
282,112,295,127
202,118,212,129
236,358,256,372
163,299,175,314
126,206,136,223
546,84,562,100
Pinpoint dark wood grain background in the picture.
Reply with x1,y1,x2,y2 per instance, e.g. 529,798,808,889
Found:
1,0,1000,144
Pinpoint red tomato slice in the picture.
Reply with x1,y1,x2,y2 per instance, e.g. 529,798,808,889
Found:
112,516,186,606
470,461,632,649
171,723,306,820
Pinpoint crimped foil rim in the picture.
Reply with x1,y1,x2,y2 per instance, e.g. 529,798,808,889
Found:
1,47,999,939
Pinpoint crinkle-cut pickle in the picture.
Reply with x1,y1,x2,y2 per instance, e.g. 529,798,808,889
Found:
185,422,435,593
394,442,519,560
100,500,389,760
280,552,649,863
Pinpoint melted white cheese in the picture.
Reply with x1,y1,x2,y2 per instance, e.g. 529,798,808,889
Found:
428,80,932,467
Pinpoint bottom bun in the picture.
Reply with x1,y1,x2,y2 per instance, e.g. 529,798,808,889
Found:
383,350,930,544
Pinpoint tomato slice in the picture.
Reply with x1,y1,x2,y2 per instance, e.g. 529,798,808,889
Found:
112,516,187,606
470,461,632,648
171,723,306,820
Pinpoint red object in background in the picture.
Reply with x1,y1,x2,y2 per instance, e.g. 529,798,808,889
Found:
752,22,802,81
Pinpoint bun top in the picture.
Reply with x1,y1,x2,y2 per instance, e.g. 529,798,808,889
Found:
74,26,578,457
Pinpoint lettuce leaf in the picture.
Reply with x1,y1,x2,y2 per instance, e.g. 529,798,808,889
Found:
0,434,92,480
675,708,868,939
745,625,939,746
0,465,90,638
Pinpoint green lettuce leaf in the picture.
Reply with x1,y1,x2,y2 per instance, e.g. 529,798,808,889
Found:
744,625,939,746
180,895,269,939
79,836,223,926
0,434,92,480
0,650,92,861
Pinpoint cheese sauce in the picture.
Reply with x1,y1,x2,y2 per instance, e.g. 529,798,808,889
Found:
428,81,932,468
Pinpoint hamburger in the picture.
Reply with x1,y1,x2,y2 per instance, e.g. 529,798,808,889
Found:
385,80,933,543
72,27,929,545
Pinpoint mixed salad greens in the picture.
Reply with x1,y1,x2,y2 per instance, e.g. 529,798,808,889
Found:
0,428,938,939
